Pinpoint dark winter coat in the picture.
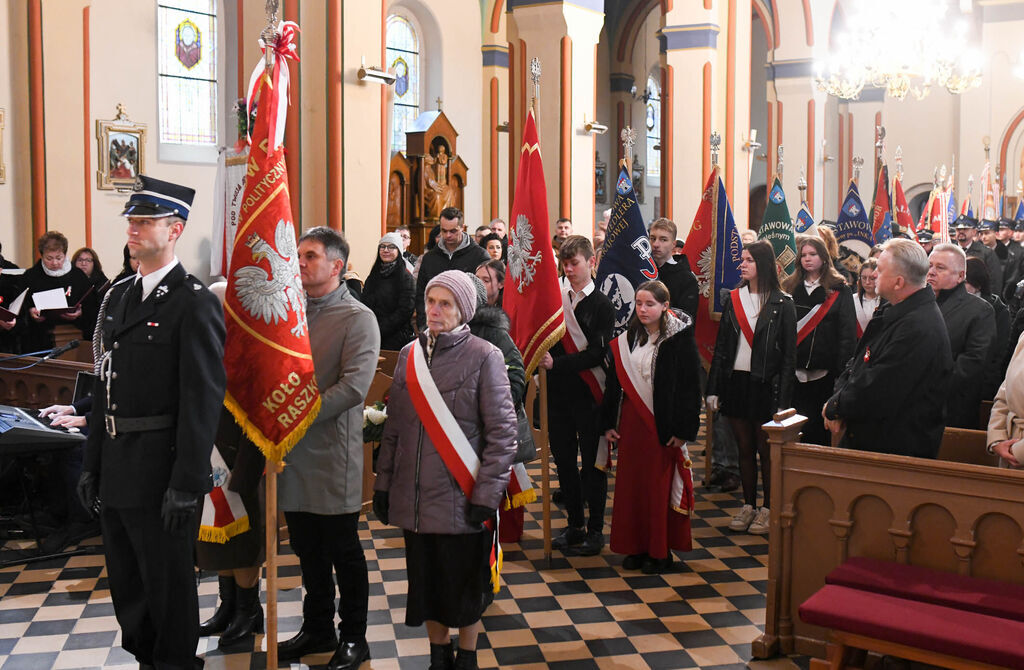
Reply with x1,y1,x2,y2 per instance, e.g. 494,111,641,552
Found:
600,312,702,445
414,233,490,328
20,261,98,352
469,305,526,404
963,241,1003,301
825,286,952,458
375,326,517,534
981,291,1010,400
707,288,797,410
791,282,857,375
657,256,700,320
361,258,415,351
937,282,997,428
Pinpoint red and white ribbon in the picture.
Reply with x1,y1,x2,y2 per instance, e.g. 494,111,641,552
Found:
796,290,840,344
611,335,657,436
561,290,606,403
504,462,536,510
730,288,756,348
198,447,250,544
669,446,694,516
245,21,301,151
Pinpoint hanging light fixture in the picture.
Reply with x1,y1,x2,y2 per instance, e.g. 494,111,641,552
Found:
815,0,982,101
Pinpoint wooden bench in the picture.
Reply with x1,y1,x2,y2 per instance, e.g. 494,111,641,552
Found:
799,556,1024,669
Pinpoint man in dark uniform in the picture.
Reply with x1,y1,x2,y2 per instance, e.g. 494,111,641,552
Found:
79,175,226,669
996,217,1023,300
955,214,1003,296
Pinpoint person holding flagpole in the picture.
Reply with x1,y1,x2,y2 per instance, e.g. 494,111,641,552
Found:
374,270,516,670
706,240,796,535
600,281,702,574
782,236,856,445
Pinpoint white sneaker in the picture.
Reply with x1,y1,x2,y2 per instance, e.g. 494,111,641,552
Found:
748,507,771,535
728,504,756,532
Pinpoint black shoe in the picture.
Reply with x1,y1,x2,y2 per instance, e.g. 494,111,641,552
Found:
705,469,726,487
277,629,338,660
551,526,586,551
569,529,604,557
622,553,647,570
218,582,264,649
716,472,741,493
429,642,455,670
199,575,236,637
641,555,673,574
551,489,564,505
327,638,370,670
39,520,100,554
454,647,478,670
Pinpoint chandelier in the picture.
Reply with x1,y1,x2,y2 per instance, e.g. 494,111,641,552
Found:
815,0,982,101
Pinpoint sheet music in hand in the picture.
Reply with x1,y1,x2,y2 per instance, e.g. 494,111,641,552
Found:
0,288,29,322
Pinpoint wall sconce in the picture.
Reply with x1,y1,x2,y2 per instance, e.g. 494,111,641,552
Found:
496,122,509,133
821,138,835,163
583,116,608,134
357,58,396,85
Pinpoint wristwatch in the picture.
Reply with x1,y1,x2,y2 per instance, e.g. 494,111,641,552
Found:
986,440,999,455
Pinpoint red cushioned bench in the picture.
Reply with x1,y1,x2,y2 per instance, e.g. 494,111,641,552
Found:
825,556,1024,621
799,585,1024,669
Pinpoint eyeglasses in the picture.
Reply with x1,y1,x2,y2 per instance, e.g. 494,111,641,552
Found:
379,244,398,251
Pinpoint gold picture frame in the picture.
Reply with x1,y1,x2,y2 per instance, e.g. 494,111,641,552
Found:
96,103,146,190
0,107,6,184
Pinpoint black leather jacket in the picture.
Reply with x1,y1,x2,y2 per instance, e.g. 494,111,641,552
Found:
707,287,797,410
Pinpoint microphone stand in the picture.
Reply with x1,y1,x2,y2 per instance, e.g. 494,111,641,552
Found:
0,343,80,371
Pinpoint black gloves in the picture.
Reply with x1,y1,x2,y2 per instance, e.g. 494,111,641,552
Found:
372,491,390,525
467,503,494,527
76,472,100,518
161,488,198,534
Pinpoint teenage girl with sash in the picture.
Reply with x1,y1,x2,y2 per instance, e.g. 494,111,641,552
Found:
600,281,702,574
706,241,796,536
782,236,856,446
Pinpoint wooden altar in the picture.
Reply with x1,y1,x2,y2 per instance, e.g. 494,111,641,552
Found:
385,110,468,254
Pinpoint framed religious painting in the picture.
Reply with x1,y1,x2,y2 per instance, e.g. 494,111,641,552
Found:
96,104,147,190
0,107,6,184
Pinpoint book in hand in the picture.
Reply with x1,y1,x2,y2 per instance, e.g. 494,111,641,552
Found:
35,284,95,317
0,288,28,322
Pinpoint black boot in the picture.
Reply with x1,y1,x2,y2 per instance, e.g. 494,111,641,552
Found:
429,642,455,670
198,575,236,636
454,647,478,670
218,582,264,649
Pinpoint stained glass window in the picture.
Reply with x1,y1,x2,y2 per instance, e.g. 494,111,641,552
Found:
646,76,661,179
387,15,420,155
158,1,218,146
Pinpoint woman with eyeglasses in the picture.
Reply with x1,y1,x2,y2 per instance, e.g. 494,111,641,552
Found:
360,232,415,351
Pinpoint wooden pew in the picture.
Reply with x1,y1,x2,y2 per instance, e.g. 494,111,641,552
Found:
752,412,1024,664
361,367,393,508
0,354,92,409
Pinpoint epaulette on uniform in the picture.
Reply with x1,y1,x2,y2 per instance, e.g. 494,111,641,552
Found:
185,274,207,294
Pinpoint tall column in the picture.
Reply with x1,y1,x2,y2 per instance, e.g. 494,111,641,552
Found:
508,1,604,235
770,68,827,217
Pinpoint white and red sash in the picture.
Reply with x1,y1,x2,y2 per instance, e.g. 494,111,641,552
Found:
611,335,657,437
198,447,250,544
670,445,694,516
504,462,536,510
796,290,840,344
405,339,502,592
730,288,756,348
561,289,606,404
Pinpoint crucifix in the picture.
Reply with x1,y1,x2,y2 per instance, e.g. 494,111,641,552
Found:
530,58,541,111
710,131,721,168
435,97,443,112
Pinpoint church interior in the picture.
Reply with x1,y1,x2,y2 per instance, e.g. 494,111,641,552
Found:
1,0,1024,668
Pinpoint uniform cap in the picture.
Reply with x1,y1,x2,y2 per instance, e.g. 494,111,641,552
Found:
121,175,195,221
954,214,978,230
977,219,996,232
916,229,934,243
998,217,1015,230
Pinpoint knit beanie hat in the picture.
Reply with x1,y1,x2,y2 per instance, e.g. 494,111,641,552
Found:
468,273,488,308
425,270,477,324
379,232,403,249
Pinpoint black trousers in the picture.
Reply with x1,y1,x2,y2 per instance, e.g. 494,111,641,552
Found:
548,395,607,533
792,374,834,446
101,505,199,669
284,511,368,641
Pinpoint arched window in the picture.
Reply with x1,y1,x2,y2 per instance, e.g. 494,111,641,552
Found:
158,0,219,161
387,14,420,155
645,76,660,179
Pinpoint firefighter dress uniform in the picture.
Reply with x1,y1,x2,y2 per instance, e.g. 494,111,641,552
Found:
81,176,226,669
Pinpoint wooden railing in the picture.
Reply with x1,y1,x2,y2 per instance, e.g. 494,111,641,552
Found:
754,412,1024,662
0,353,92,409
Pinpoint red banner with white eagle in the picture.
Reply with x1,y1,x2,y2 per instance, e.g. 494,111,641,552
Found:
223,22,320,463
503,109,565,376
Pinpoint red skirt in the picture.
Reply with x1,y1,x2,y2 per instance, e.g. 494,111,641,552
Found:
610,396,692,559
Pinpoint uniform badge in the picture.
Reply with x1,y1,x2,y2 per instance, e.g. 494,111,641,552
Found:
146,322,159,327
193,283,202,290
133,175,144,192
155,285,168,298
863,347,871,363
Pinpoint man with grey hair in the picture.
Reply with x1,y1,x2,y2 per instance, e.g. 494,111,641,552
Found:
823,238,952,458
927,242,996,429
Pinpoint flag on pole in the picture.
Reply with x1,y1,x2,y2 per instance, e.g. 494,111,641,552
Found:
211,145,249,277
871,163,893,245
795,201,816,234
835,181,874,268
892,175,916,241
1015,199,1024,222
981,162,998,221
595,168,659,334
757,178,797,279
683,166,742,365
223,21,318,463
960,193,974,218
503,108,565,377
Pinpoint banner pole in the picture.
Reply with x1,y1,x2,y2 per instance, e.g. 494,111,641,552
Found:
264,460,282,668
540,368,552,566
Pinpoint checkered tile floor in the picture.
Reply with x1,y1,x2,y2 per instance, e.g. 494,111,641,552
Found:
0,423,808,670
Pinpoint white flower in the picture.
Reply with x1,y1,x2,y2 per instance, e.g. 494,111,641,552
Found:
366,407,388,425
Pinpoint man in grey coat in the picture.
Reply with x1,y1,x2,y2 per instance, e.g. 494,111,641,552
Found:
277,227,381,670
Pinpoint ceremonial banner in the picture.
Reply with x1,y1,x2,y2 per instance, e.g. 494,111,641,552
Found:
683,166,742,365
223,22,319,462
835,182,874,271
504,108,565,377
871,164,892,245
795,202,816,234
1015,199,1023,222
596,168,658,334
757,178,796,279
961,193,974,218
892,176,916,241
211,145,249,277
981,163,999,221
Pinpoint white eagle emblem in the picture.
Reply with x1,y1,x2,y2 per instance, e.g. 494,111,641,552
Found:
696,246,714,298
233,219,309,337
508,214,543,293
